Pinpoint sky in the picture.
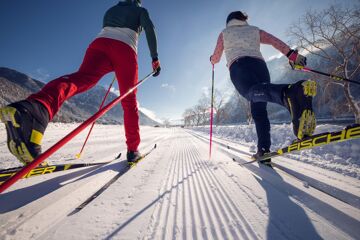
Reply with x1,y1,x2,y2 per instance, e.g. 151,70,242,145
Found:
0,0,356,122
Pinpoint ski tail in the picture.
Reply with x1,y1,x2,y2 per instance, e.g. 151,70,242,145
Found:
0,153,121,185
0,162,109,185
255,124,360,161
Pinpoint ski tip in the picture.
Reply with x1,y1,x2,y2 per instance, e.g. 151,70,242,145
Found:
68,208,81,216
115,153,122,160
75,153,81,159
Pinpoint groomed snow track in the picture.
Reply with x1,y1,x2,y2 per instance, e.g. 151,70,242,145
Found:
0,126,359,239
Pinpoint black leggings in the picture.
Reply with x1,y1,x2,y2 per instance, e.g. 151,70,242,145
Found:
229,57,287,150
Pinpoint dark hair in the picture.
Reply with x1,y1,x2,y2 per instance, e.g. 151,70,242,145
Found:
226,11,248,24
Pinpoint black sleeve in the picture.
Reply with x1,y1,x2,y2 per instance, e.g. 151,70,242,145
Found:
140,8,158,59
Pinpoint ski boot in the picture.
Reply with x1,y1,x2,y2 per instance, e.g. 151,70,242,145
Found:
283,80,317,140
251,148,271,165
127,150,143,166
0,100,49,166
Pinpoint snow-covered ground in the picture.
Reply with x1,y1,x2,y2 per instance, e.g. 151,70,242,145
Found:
191,123,360,179
0,123,359,239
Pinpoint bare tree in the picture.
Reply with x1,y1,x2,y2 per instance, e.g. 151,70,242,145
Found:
213,89,228,125
234,91,252,124
288,4,360,122
182,108,195,126
198,89,229,125
162,118,171,127
183,88,231,126
197,94,210,125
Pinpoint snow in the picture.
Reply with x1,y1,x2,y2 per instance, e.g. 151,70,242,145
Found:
191,123,360,179
0,123,359,239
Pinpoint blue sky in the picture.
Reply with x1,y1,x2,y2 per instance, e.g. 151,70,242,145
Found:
0,0,355,122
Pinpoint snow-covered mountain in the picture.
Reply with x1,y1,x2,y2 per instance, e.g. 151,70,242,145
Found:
0,67,160,125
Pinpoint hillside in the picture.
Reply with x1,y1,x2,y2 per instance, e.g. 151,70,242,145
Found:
0,67,159,125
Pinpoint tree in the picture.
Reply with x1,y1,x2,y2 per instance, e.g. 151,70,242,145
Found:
182,108,195,126
198,89,229,125
234,91,252,124
182,88,230,126
213,89,228,125
288,4,360,122
162,118,171,127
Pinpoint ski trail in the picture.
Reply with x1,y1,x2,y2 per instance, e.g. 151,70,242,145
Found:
188,129,359,239
190,140,259,239
145,130,259,240
0,126,170,240
1,127,358,239
37,129,175,240
187,140,243,239
214,148,359,239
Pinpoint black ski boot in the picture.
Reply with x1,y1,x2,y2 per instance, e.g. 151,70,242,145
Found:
283,80,317,140
0,100,49,165
251,148,271,164
126,150,143,165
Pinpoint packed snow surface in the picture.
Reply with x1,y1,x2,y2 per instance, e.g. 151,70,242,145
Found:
0,123,359,240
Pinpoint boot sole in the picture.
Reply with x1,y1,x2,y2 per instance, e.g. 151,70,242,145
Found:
0,106,35,165
303,80,317,97
297,80,317,139
297,109,316,139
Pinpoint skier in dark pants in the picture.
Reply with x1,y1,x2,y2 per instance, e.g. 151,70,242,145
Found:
0,0,161,165
210,11,317,162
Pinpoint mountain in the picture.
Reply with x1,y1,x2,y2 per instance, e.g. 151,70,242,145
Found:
0,67,159,125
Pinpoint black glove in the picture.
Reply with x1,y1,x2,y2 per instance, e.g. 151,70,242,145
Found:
152,57,161,77
287,49,307,69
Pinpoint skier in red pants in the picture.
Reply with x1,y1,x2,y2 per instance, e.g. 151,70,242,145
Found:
0,0,161,165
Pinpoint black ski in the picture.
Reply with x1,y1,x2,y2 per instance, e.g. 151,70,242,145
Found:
0,153,122,185
69,144,157,215
254,124,360,161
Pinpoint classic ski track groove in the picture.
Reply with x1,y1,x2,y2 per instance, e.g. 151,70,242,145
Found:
189,139,257,240
145,132,259,240
190,140,259,239
187,129,360,239
187,129,360,208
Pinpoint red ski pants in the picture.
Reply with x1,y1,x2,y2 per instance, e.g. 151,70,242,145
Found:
28,38,140,151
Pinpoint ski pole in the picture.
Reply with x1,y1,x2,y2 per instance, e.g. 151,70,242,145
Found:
0,71,154,193
76,76,117,159
295,66,360,86
209,64,215,160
